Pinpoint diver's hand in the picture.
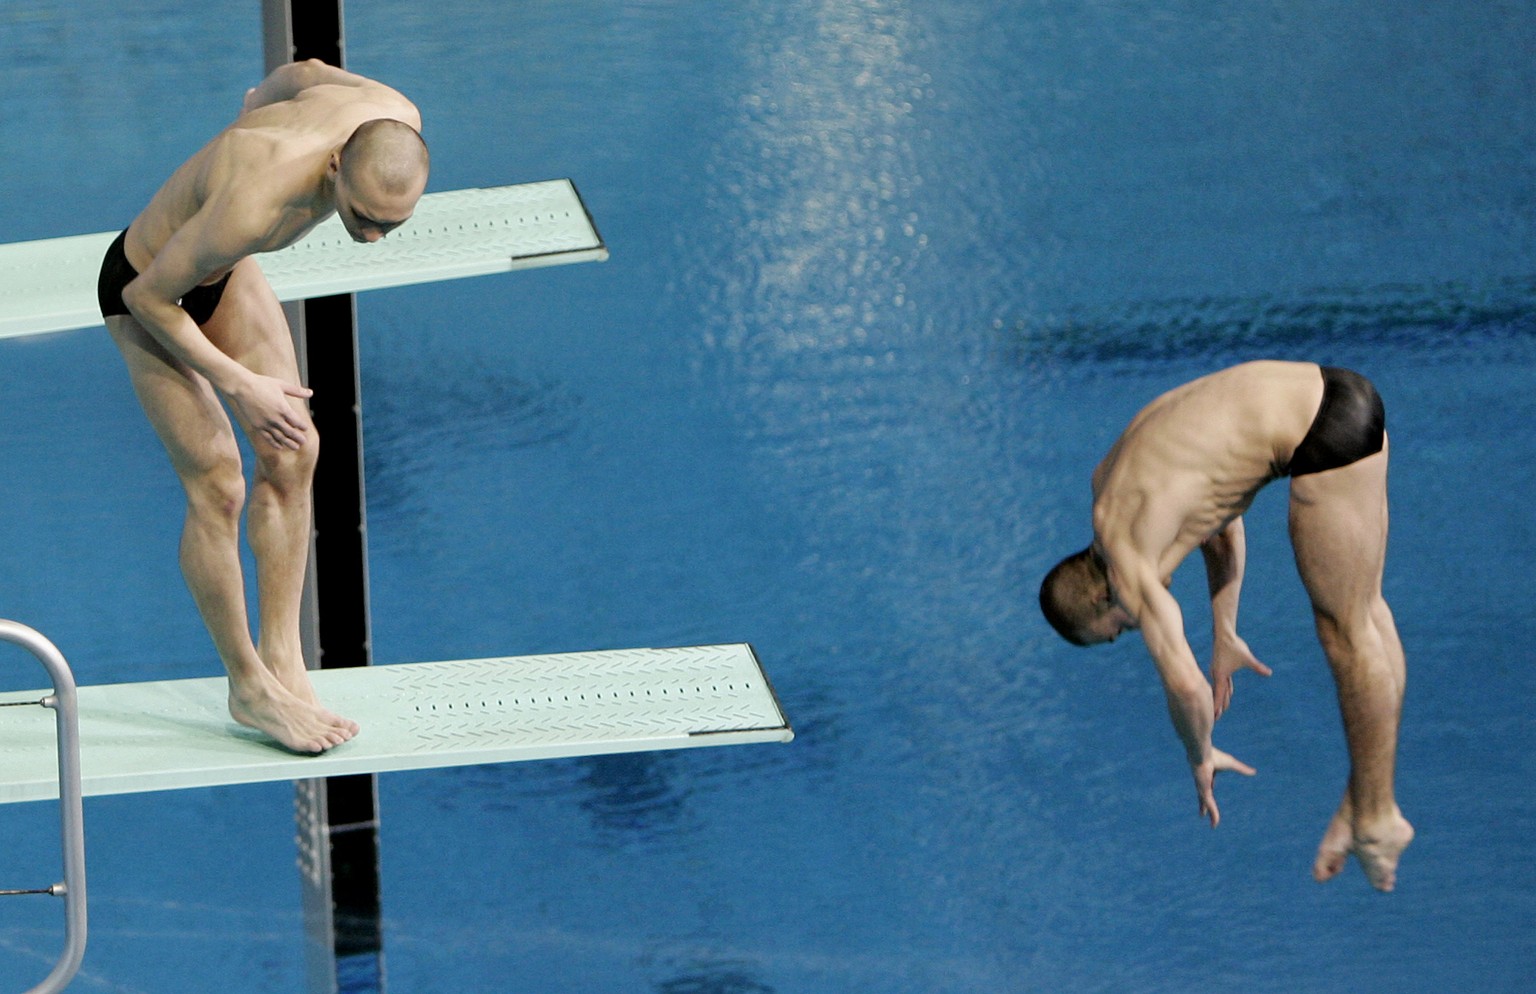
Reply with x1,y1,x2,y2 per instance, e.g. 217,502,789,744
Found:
227,373,313,451
1193,747,1255,827
1210,635,1272,719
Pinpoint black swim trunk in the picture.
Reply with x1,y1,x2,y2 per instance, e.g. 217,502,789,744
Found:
97,229,231,326
1280,365,1386,477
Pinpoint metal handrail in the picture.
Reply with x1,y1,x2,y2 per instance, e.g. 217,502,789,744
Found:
0,620,87,994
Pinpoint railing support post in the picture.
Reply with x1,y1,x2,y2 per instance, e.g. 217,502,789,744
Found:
1,620,87,994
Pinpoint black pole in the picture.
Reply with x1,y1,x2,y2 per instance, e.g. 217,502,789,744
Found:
260,3,385,992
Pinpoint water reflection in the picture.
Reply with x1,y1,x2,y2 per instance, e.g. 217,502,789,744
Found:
429,751,699,845
656,962,776,994
689,0,934,367
574,752,696,843
671,2,1081,785
360,354,583,518
993,277,1536,368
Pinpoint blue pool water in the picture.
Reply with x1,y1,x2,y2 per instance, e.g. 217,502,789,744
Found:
3,2,1535,992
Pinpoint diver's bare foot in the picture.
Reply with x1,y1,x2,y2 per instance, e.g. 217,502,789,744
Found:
1351,811,1414,892
257,641,322,706
1312,809,1353,883
1313,807,1413,892
228,676,359,753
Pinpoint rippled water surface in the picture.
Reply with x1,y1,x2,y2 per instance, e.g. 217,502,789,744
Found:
2,2,1534,992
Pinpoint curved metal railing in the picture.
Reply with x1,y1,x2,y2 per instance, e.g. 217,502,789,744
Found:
0,620,87,994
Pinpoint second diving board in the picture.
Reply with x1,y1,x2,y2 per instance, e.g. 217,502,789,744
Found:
0,179,607,341
0,644,790,805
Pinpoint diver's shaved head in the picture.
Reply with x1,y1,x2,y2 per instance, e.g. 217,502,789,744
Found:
1039,546,1109,646
339,118,430,197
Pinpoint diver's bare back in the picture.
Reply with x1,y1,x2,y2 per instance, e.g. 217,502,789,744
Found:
1091,361,1325,573
123,76,418,277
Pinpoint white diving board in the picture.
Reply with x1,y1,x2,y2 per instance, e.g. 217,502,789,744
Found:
0,644,790,804
0,178,607,340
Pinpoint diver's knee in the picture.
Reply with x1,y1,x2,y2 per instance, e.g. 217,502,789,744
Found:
185,461,247,524
258,427,319,494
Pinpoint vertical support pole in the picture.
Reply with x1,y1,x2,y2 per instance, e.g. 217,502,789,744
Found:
261,3,385,993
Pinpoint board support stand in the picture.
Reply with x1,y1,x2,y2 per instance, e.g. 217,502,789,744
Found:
261,2,385,992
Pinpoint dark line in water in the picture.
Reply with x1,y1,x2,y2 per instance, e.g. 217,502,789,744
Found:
997,276,1536,365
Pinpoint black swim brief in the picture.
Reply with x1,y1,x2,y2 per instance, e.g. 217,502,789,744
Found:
97,229,231,326
1282,365,1386,477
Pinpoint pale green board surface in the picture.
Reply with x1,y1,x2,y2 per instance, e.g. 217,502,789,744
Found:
0,644,790,804
0,179,607,340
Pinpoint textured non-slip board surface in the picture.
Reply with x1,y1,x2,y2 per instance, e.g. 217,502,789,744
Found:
0,179,606,340
0,644,789,804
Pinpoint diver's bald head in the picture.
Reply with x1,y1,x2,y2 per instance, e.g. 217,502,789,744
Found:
339,118,430,199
